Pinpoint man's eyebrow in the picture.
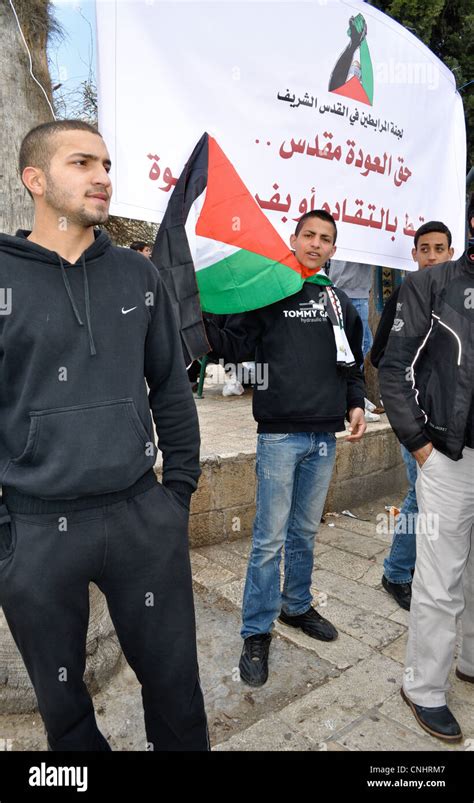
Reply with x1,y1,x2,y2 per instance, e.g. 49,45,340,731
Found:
68,152,112,166
302,228,331,237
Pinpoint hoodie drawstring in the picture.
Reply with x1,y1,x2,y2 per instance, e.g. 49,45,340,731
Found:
58,255,83,325
81,254,97,356
58,254,97,356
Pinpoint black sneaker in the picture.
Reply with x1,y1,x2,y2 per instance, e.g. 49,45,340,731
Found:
400,688,462,742
382,575,412,610
455,667,474,684
239,633,272,687
278,607,338,641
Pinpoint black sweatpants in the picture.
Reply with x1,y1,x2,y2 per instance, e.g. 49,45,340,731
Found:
0,481,209,751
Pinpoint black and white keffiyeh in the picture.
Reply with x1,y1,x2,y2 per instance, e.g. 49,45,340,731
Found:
325,287,357,368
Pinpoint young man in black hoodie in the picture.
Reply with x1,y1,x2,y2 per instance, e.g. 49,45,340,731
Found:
0,120,208,750
205,210,366,686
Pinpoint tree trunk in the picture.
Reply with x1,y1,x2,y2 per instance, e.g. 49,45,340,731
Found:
0,585,122,714
0,0,53,233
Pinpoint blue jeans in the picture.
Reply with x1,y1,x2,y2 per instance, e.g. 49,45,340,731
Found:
383,444,418,583
350,298,373,360
241,432,337,638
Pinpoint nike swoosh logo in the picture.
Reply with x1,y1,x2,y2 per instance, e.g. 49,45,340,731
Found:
122,306,137,314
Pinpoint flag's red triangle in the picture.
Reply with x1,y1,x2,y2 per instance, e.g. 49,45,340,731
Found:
331,75,371,106
196,136,318,277
331,76,370,105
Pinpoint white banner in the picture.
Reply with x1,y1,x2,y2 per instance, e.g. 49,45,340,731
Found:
96,0,466,269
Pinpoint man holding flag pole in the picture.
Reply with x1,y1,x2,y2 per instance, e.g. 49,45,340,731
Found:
152,133,367,687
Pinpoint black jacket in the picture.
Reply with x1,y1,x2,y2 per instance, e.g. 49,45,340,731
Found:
0,230,200,500
379,248,474,460
370,286,400,368
205,282,365,433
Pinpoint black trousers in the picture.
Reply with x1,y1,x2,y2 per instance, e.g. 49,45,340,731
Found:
0,482,209,751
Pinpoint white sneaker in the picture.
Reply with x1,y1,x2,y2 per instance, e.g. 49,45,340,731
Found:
364,410,381,422
222,377,244,396
364,397,377,412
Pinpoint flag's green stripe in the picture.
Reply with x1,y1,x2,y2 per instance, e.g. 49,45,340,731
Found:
197,249,331,314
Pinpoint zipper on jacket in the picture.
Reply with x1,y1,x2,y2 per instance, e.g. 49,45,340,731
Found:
411,320,433,423
432,313,462,366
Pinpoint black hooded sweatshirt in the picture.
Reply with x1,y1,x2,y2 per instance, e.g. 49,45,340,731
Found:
0,230,200,503
205,282,366,433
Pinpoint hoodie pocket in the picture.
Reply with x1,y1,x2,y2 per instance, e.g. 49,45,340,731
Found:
4,399,157,499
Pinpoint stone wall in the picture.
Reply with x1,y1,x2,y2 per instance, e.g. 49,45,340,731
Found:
157,423,407,549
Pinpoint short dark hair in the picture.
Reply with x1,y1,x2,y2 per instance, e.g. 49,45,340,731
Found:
19,119,102,198
294,210,337,243
414,220,452,249
130,241,150,252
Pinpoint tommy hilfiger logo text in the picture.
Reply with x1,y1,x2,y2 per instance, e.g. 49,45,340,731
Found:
282,300,328,319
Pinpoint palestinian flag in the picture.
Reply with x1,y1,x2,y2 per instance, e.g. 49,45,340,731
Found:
152,133,331,361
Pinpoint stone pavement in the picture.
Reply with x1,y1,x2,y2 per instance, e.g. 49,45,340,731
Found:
2,494,473,752
1,369,472,752
191,497,474,752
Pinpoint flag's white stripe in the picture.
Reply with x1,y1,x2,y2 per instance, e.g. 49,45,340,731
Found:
193,236,240,271
185,189,240,271
184,188,206,267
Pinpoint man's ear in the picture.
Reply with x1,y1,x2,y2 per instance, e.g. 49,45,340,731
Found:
330,245,336,259
22,166,46,198
290,233,297,249
448,247,454,259
411,247,417,262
